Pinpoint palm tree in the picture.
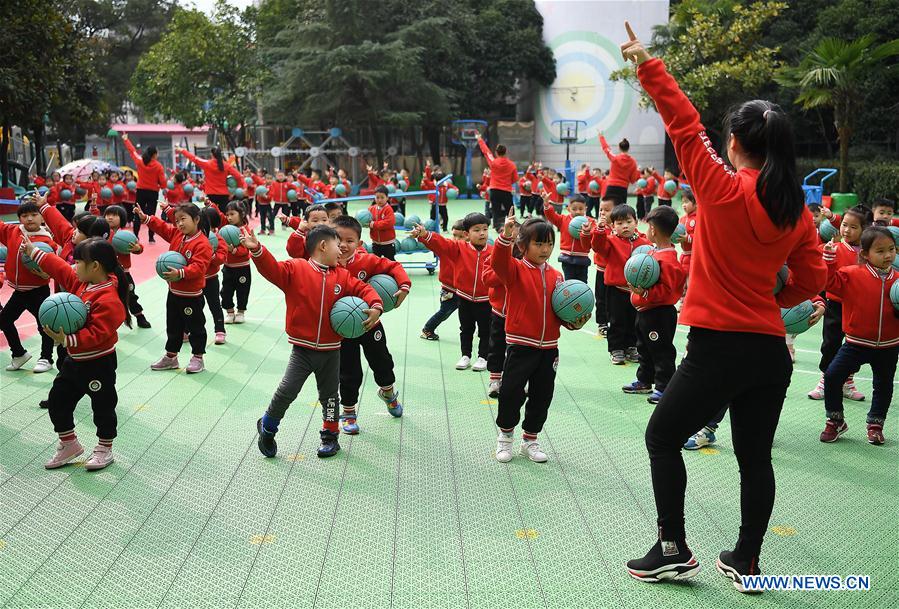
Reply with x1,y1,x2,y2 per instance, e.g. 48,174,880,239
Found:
777,36,899,192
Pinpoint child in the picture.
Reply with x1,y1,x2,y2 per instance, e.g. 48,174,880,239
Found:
820,226,898,445
591,197,616,336
586,168,604,218
0,201,59,373
368,185,397,260
284,204,330,259
651,168,679,207
333,215,410,434
134,203,212,374
679,190,697,277
243,226,383,458
420,219,466,341
491,210,591,463
872,197,899,226
22,236,129,470
808,204,873,400
621,206,686,404
582,203,650,364
324,202,343,223
423,161,450,231
220,201,252,324
635,167,657,220
412,212,493,371
269,169,293,226
542,192,591,282
255,177,275,235
201,207,228,345
103,205,151,328
483,217,521,398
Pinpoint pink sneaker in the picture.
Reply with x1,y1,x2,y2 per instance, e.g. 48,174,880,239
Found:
214,332,226,345
85,445,115,471
45,439,84,469
186,355,205,374
842,377,865,401
151,354,179,371
807,375,825,400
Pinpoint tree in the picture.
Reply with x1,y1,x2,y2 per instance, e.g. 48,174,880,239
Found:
776,36,899,191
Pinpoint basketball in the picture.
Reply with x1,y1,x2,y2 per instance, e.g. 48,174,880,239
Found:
404,215,421,230
588,180,600,193
364,241,372,253
446,187,459,200
671,223,687,244
632,244,654,256
355,209,372,226
393,238,402,252
891,280,899,310
208,231,219,251
774,264,790,295
99,187,112,200
781,300,815,334
126,180,136,191
552,279,595,323
38,186,49,195
113,184,125,196
387,184,397,194
568,215,589,238
664,179,677,194
394,213,405,228
818,219,838,241
156,251,187,280
0,245,6,263
60,188,72,201
38,292,87,335
112,229,138,254
624,253,660,288
368,274,399,312
227,176,237,188
255,186,269,197
557,182,570,196
183,184,194,196
22,242,54,274
219,224,242,247
330,296,369,339
401,237,418,253
287,189,298,202
886,225,899,247
234,188,245,200
637,178,648,189
397,180,407,191
75,187,86,196
336,183,347,196
424,219,438,232
522,181,532,191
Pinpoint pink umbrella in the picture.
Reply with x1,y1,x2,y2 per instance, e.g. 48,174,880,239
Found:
58,159,115,181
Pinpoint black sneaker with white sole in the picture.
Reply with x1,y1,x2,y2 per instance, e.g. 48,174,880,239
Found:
626,540,700,582
716,550,762,594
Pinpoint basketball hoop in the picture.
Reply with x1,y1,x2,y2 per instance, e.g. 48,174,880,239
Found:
451,119,488,198
550,120,587,193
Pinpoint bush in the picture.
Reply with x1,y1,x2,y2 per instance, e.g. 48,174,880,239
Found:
796,158,899,204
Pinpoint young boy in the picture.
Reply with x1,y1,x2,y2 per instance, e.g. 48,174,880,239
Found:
872,197,899,226
420,219,466,341
368,185,397,260
412,212,493,371
591,197,618,337
679,190,697,277
543,192,591,282
284,204,330,259
582,204,650,364
483,217,521,397
621,206,686,404
243,225,383,458
333,215,410,434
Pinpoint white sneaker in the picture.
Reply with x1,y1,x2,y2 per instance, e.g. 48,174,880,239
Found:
224,311,235,324
807,375,825,400
6,352,32,371
234,311,246,324
84,445,115,471
520,439,548,463
495,433,513,462
455,355,471,370
472,357,488,372
45,439,84,469
32,358,53,373
488,379,501,398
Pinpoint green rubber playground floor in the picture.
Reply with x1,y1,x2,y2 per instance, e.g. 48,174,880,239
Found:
1,198,896,609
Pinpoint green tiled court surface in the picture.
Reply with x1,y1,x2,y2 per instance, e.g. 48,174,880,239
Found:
1,198,896,609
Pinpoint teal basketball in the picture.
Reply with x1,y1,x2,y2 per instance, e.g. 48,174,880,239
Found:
219,224,241,247
38,292,87,334
446,187,459,200
166,180,175,191
671,223,687,244
287,189,298,202
60,188,72,201
632,244,654,256
355,209,372,227
624,253,660,289
424,219,438,232
774,264,789,295
364,241,373,253
393,238,402,252
183,184,194,196
886,225,899,247
404,215,421,230
226,176,237,188
255,186,268,197
567,215,589,238
781,300,815,334
112,229,138,254
664,179,677,194
234,188,245,200
0,245,7,263
588,180,600,193
336,183,347,196
208,231,219,251
246,179,255,189
75,187,86,197
557,183,570,196
397,180,408,191
551,279,595,323
330,296,369,339
112,184,125,196
522,181,532,191
637,178,648,189
126,180,137,191
891,280,899,311
819,219,838,241
22,242,54,274
368,274,399,312
386,184,396,194
393,213,405,228
156,251,187,280
401,237,418,253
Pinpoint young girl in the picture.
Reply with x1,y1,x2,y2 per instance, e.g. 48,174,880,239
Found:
490,209,591,463
103,205,151,329
599,133,640,206
134,203,213,373
220,201,252,324
200,207,228,344
22,235,130,471
820,226,898,445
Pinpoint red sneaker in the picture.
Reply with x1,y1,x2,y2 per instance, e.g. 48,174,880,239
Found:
866,423,885,445
820,419,848,443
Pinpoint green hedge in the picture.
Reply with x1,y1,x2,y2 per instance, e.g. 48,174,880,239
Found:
796,158,899,204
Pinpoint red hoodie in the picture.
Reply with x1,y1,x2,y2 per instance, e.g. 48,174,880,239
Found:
145,216,212,297
825,262,899,348
418,231,492,302
630,247,686,311
368,203,396,245
637,58,826,336
576,170,590,194
543,205,590,258
268,179,294,203
477,139,516,192
123,138,168,192
599,135,640,189
178,148,243,196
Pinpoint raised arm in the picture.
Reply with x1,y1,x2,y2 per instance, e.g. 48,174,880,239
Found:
599,134,615,163
247,243,292,291
477,138,495,165
144,215,180,244
39,201,74,244
123,137,141,166
31,248,79,292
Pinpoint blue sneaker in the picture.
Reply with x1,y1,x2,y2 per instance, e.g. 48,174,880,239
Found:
317,430,341,458
622,380,653,394
684,427,717,450
256,418,278,458
340,416,360,435
647,390,663,404
379,388,404,417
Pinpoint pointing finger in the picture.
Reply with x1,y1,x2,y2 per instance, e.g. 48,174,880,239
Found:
625,21,637,41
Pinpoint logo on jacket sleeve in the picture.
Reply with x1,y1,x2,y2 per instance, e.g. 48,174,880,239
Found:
185,250,193,260
333,284,342,295
357,270,367,281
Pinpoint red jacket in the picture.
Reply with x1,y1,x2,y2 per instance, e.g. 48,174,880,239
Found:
207,232,227,278
341,251,411,296
268,179,294,203
821,241,860,303
576,171,590,194
637,58,826,336
123,138,168,192
541,176,563,204
286,227,308,259
543,205,590,258
368,204,396,245
583,226,651,289
31,249,125,361
482,253,507,317
0,220,58,291
108,178,128,205
178,148,243,196
418,231,491,302
630,247,686,311
249,245,383,350
478,139,516,192
165,183,188,205
490,234,564,349
679,210,697,272
652,170,679,200
600,135,640,189
826,262,899,348
524,171,540,194
437,243,457,290
635,176,657,196
145,216,212,296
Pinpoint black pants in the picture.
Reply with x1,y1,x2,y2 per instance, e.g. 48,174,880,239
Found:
221,266,251,310
458,299,491,359
658,198,672,207
606,287,636,352
135,189,158,240
208,194,229,214
57,203,76,222
496,345,558,434
490,189,513,231
258,205,275,232
519,194,535,216
487,312,507,374
561,261,589,283
0,286,54,360
126,201,139,230
594,270,609,327
290,201,303,217
586,196,600,219
645,328,791,559
267,346,339,424
818,300,843,373
372,242,396,261
124,272,143,315
429,206,449,231
604,185,627,206
636,195,654,219
339,323,396,407
636,305,677,392
423,291,458,333
824,343,897,423
204,275,226,333
392,199,407,216
165,292,206,355
48,353,118,440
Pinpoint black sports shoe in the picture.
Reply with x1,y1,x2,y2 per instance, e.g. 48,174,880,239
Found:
39,400,49,409
716,550,762,594
626,540,700,582
317,430,341,458
420,330,439,341
256,418,278,458
136,314,152,329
